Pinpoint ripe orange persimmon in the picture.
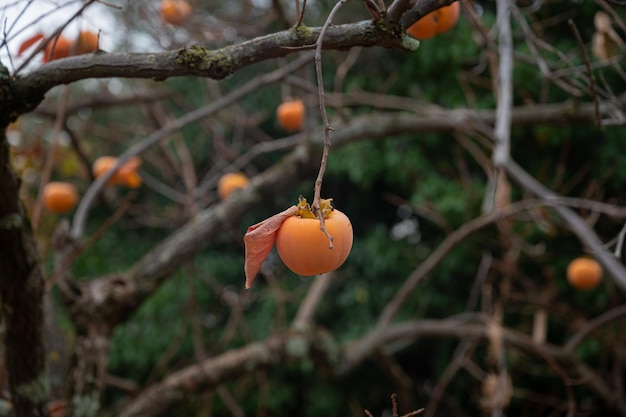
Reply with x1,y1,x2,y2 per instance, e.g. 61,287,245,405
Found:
93,156,142,188
566,257,603,290
75,30,98,55
161,0,192,25
43,36,72,62
406,1,460,40
276,99,305,133
43,182,79,214
218,173,249,200
276,207,353,276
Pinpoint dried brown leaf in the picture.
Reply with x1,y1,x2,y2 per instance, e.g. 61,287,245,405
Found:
243,205,298,289
18,33,44,56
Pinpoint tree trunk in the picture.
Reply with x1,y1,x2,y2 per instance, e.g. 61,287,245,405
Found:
0,128,49,416
67,324,111,417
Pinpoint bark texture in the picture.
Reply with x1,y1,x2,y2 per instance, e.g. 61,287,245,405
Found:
0,128,48,416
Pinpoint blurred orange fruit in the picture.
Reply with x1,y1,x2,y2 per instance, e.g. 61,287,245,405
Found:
161,0,192,25
406,2,460,40
93,156,142,188
218,173,249,200
566,257,603,290
75,31,99,55
43,35,72,62
276,99,305,133
43,182,79,214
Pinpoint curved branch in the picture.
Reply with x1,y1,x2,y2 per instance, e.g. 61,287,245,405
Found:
341,317,626,415
71,95,625,329
119,334,288,417
70,53,315,240
119,314,626,417
505,159,626,291
565,304,626,352
5,20,417,124
400,0,459,28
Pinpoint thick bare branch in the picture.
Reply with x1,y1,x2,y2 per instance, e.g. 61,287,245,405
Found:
493,0,513,166
118,333,288,417
0,129,48,417
505,159,626,291
71,96,626,329
342,317,626,415
70,53,315,240
3,20,418,126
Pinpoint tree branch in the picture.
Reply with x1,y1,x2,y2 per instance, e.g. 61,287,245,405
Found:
4,20,418,126
71,95,626,329
118,333,289,417
505,158,626,291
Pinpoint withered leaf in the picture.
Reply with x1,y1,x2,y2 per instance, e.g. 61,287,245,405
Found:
243,205,298,289
18,33,44,56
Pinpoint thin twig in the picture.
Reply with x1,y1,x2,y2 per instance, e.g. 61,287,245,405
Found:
505,159,626,291
373,195,626,329
387,0,413,23
291,271,334,331
70,52,315,240
568,19,601,127
400,409,425,417
392,393,398,417
312,0,351,247
296,0,307,27
492,0,513,167
363,0,385,21
602,0,626,9
614,221,626,259
466,252,493,311
31,84,70,231
565,304,626,352
46,193,134,291
424,342,476,417
15,0,96,74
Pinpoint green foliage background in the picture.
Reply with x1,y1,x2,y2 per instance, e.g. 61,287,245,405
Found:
28,1,626,416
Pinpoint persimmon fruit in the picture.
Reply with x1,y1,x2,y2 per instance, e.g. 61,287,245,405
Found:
43,182,79,214
276,99,305,133
75,31,98,55
276,205,353,276
43,35,72,62
218,173,249,200
566,257,603,290
161,0,192,25
406,1,460,40
93,156,142,188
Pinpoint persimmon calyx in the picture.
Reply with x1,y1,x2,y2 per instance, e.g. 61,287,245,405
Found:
297,195,334,219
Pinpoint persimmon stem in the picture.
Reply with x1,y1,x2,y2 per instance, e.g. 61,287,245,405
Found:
312,0,349,248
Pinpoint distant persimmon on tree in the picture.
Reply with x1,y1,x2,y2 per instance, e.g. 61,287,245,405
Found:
92,156,142,188
160,0,192,25
43,35,72,62
276,98,305,132
217,172,249,200
406,1,460,40
567,257,603,290
75,30,98,55
42,182,79,214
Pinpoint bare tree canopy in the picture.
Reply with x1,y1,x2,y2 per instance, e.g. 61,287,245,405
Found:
1,1,625,417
